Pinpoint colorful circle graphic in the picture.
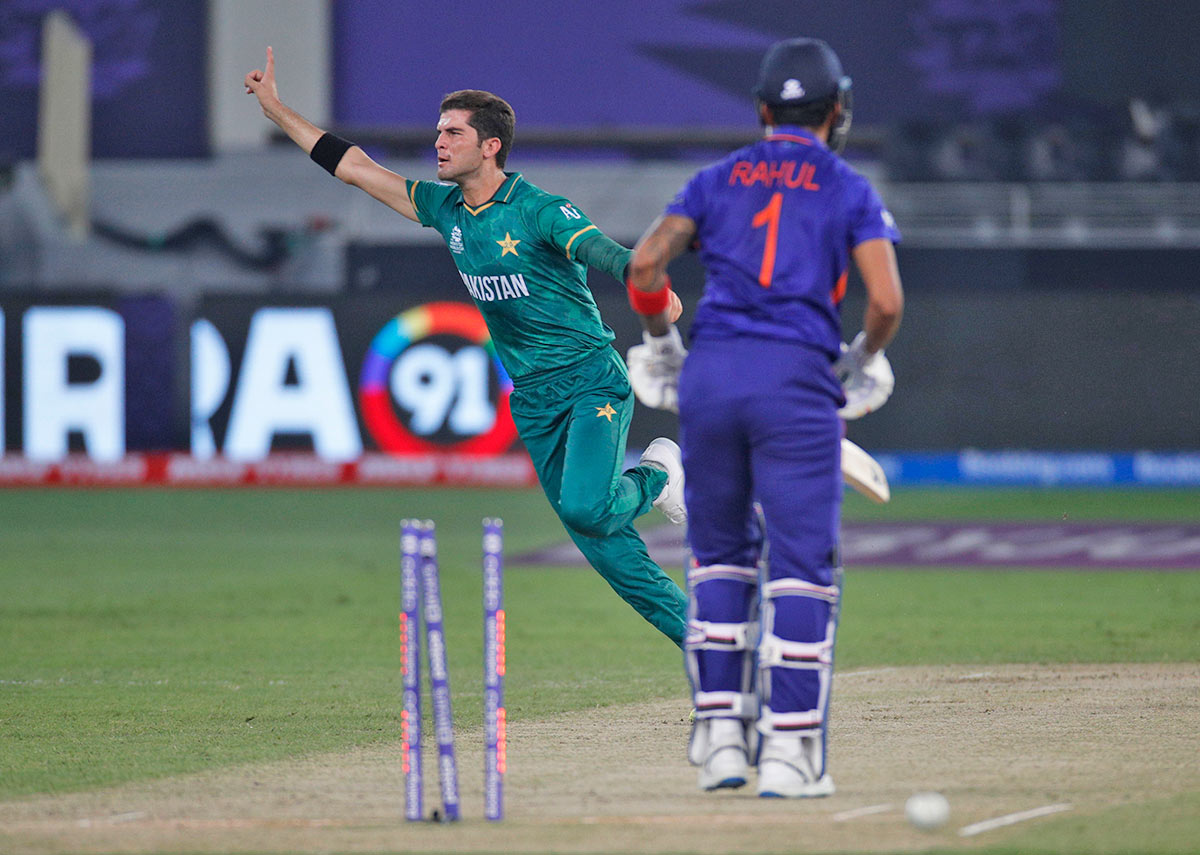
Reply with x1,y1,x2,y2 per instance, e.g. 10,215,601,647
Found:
359,302,516,455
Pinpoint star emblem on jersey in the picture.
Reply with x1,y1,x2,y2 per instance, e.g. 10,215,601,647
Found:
496,232,521,256
595,403,617,422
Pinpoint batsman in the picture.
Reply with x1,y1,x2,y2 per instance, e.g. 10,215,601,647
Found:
245,49,690,645
627,38,904,797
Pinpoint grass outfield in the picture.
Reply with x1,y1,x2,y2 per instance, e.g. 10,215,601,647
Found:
1,486,1198,852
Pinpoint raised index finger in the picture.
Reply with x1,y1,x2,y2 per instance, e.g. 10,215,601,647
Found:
265,46,274,76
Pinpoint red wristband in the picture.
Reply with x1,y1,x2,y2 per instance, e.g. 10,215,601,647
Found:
627,274,673,316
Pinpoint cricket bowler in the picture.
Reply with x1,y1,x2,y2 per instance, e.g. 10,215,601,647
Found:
245,49,690,646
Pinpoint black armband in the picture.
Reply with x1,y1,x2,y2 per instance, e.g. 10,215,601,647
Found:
309,132,354,176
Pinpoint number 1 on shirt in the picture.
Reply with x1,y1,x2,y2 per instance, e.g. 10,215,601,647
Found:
752,192,783,287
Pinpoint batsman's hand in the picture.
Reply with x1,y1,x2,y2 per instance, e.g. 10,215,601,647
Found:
835,331,895,419
627,325,687,412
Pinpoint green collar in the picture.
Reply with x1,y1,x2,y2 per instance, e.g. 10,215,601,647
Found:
460,172,523,216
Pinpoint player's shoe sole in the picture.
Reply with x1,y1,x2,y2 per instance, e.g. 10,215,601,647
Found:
640,437,686,524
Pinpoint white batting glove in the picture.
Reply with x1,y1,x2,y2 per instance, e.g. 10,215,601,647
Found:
626,326,688,413
834,331,895,419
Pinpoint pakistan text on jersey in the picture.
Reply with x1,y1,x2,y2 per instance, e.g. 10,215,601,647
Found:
460,272,530,302
729,160,820,190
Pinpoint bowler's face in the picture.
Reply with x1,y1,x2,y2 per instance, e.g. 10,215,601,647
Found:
435,109,484,183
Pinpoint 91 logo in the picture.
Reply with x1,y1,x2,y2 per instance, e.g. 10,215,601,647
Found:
358,302,517,455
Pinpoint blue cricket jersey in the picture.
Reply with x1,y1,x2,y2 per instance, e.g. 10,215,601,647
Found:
665,126,900,359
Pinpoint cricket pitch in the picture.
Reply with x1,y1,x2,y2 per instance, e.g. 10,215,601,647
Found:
2,663,1197,854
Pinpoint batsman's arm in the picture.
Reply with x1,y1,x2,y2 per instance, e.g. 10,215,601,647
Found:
623,214,693,411
628,214,696,335
851,237,904,353
244,47,418,223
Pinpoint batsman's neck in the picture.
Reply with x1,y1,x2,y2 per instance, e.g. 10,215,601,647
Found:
763,123,831,145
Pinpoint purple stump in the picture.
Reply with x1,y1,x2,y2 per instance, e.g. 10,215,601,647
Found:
482,518,505,821
419,521,461,821
399,520,423,822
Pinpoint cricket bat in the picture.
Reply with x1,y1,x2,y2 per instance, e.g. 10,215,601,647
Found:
841,438,890,503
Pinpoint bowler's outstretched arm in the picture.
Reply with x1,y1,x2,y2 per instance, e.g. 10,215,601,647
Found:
244,47,419,222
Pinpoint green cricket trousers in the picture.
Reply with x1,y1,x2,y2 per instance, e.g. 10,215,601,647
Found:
509,346,688,646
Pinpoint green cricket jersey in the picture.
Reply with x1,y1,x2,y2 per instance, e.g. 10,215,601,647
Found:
406,172,632,381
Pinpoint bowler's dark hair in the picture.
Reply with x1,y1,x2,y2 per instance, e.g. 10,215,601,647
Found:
440,90,516,169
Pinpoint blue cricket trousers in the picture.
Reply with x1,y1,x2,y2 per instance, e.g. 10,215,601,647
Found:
679,335,843,717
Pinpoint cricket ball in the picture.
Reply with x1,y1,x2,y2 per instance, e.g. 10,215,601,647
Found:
905,791,950,830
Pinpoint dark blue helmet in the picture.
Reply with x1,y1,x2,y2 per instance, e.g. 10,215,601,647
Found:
753,38,853,153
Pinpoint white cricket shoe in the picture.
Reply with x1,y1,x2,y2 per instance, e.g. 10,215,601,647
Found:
640,437,686,524
696,718,749,791
757,735,835,798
